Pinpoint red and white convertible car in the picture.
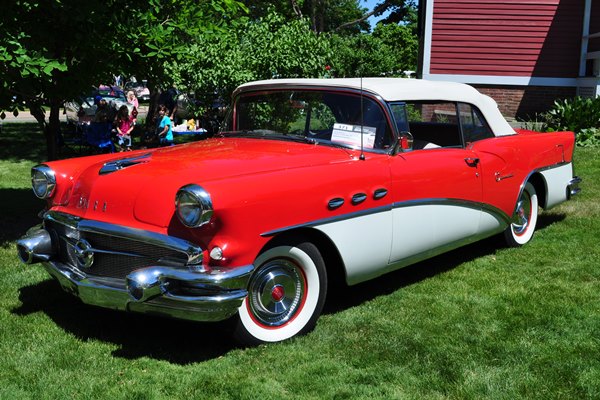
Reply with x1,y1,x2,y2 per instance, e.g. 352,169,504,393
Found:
17,78,581,344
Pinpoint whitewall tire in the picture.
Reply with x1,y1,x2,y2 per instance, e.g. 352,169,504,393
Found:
234,240,327,345
504,182,539,247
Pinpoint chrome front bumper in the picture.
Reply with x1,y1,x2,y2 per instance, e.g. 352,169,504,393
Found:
41,259,253,321
16,211,254,322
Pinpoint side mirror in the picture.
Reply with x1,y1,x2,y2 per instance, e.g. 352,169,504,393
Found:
398,131,414,151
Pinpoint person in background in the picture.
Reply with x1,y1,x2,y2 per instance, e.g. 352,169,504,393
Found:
94,97,109,123
127,90,139,110
115,105,134,151
156,104,174,146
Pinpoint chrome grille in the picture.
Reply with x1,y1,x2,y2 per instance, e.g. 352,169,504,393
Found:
44,219,189,279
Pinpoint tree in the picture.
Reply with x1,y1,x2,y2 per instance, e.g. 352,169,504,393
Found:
329,22,418,78
168,12,332,111
336,0,418,32
0,0,245,161
236,0,369,33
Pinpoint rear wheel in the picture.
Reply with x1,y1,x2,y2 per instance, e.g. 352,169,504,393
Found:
233,240,327,345
504,182,538,247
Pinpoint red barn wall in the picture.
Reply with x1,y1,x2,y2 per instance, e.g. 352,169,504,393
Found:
424,0,588,118
429,0,584,78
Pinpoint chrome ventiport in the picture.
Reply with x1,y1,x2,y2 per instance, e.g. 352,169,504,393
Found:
16,227,55,264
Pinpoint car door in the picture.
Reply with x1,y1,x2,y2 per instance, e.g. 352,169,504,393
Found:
387,101,483,266
389,148,482,265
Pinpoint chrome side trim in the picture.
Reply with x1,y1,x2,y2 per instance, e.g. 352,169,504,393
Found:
495,172,514,182
261,198,511,237
45,211,203,266
536,160,571,172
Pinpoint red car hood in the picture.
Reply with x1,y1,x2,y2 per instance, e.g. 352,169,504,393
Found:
56,138,357,228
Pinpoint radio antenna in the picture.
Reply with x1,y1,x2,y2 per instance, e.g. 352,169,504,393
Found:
359,77,365,161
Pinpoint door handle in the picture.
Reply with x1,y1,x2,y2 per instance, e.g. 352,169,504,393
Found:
465,157,479,167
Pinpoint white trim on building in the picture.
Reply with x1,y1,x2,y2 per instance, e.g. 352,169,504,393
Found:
422,74,578,87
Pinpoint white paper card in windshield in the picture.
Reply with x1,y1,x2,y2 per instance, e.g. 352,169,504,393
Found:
331,123,376,149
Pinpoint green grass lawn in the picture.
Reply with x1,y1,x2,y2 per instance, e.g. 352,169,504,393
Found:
1,123,599,399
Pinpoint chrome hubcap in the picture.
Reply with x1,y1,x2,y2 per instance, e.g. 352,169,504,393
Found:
512,194,531,235
248,259,305,327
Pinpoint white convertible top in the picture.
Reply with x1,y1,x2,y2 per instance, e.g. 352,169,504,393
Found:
235,78,516,137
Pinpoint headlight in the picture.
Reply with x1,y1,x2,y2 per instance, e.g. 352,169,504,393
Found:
31,165,56,199
175,184,213,228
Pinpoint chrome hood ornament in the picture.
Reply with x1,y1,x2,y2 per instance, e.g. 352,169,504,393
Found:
99,153,152,175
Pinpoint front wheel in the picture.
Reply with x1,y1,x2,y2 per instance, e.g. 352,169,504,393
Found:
233,240,327,345
504,182,539,247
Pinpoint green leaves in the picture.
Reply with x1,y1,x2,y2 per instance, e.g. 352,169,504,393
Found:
168,10,332,101
540,97,600,146
329,23,418,78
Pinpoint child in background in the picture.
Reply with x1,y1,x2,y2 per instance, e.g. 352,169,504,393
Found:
156,104,174,146
116,105,134,151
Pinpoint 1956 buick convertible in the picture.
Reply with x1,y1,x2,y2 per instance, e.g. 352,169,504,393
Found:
17,78,581,344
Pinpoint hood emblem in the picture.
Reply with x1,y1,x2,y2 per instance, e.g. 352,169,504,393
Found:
99,153,152,175
73,239,94,269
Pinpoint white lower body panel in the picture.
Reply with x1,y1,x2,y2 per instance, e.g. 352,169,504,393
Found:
540,162,573,209
315,202,506,285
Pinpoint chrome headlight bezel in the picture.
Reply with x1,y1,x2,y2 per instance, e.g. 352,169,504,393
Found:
31,165,57,199
175,184,213,228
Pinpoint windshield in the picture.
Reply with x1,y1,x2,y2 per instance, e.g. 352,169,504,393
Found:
222,90,394,150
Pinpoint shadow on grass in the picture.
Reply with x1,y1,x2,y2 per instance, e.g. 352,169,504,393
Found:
11,212,566,364
13,279,239,363
0,188,46,246
0,123,47,162
0,122,84,162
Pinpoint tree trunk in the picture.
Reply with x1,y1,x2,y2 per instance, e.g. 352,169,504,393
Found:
28,100,58,162
45,101,61,161
146,90,160,132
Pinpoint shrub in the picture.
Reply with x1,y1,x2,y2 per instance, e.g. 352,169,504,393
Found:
539,96,600,147
543,97,600,132
576,127,600,147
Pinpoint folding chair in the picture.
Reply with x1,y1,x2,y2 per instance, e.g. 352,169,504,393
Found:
84,122,115,153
